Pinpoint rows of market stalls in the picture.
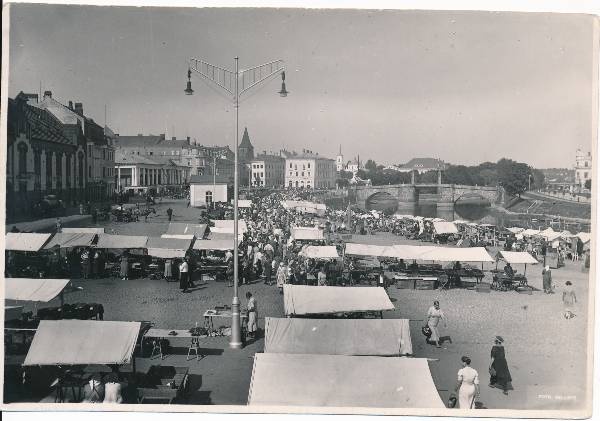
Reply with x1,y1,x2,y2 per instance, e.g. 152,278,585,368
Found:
3,219,253,403
247,284,446,409
4,220,248,280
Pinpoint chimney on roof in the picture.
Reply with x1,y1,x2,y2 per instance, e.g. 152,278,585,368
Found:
68,101,73,110
44,90,52,99
137,133,143,136
74,102,83,116
187,136,190,145
160,133,165,140
172,136,176,141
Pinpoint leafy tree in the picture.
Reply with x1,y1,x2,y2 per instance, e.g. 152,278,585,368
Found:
585,179,591,190
531,168,546,190
497,158,529,197
443,165,474,185
478,168,498,186
338,170,353,180
364,159,378,171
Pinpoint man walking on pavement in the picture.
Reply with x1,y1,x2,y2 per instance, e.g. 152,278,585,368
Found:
167,207,173,222
179,258,189,292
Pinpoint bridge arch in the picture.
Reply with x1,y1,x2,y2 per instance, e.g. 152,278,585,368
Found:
365,191,399,214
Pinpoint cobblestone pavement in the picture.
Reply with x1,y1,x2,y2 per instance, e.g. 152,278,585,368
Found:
24,200,590,410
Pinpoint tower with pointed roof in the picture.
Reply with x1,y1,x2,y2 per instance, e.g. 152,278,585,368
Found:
238,127,255,164
336,144,344,172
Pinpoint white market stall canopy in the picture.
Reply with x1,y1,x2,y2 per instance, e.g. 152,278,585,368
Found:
497,251,538,265
559,230,575,239
418,246,493,262
23,320,141,366
576,232,591,244
282,200,326,214
432,221,458,235
299,246,339,259
165,223,207,238
61,227,105,234
44,233,96,249
211,219,248,235
6,233,52,252
291,227,325,241
522,229,540,236
506,227,525,234
161,234,195,240
5,278,71,302
96,234,148,249
345,243,493,262
248,353,444,408
344,243,389,257
283,285,394,316
146,237,193,258
536,228,562,242
264,317,412,356
194,238,236,251
237,199,252,208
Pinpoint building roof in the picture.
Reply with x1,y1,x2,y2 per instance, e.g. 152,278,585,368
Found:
253,154,285,162
113,134,190,149
189,173,232,184
115,154,181,167
9,95,73,146
286,152,334,161
401,158,446,170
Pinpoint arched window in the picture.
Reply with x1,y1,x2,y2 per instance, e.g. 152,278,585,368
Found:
205,190,213,205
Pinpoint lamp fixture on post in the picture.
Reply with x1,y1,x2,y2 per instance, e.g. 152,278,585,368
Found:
184,68,194,95
278,71,289,97
185,56,286,350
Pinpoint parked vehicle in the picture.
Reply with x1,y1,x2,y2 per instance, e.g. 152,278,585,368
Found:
32,195,66,218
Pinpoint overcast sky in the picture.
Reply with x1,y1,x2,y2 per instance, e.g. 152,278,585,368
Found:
8,5,596,168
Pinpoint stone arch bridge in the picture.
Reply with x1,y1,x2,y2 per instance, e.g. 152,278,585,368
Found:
354,183,502,211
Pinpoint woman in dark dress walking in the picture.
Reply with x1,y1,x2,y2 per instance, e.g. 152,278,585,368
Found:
489,336,512,395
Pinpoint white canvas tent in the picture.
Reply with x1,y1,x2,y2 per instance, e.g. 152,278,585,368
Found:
497,251,538,265
194,238,236,251
96,234,148,249
344,243,388,257
522,229,540,237
5,278,71,302
299,246,339,259
61,227,105,234
23,320,140,366
264,317,412,356
247,353,444,408
145,237,193,258
211,219,248,235
6,233,52,252
506,227,525,234
576,232,591,244
237,199,252,208
419,246,494,262
43,233,96,249
283,285,394,316
290,227,325,241
165,223,207,239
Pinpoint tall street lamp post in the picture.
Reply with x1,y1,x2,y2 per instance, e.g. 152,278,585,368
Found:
185,56,288,349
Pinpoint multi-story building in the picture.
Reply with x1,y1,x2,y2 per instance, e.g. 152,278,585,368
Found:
7,92,88,217
35,91,116,202
574,149,592,189
251,154,286,187
114,150,189,195
283,149,336,189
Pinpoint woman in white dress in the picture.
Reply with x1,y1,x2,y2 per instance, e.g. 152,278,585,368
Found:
426,300,447,348
455,356,480,409
246,292,258,339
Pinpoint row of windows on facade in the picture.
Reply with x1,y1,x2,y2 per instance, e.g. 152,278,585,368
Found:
287,180,332,188
88,145,115,161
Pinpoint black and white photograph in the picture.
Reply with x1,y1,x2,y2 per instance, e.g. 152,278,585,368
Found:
1,1,597,418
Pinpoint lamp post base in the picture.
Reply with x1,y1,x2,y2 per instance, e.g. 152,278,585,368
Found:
229,298,243,349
